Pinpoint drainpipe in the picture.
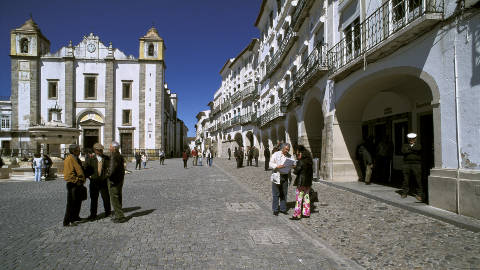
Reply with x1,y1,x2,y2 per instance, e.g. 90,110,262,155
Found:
453,17,461,213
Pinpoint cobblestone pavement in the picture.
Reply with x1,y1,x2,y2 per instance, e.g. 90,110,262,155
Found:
213,158,480,270
0,159,361,270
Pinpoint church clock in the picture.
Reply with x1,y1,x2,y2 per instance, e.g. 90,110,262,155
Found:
87,43,96,53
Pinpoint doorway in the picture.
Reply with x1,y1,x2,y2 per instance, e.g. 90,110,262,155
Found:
120,133,133,156
83,129,99,151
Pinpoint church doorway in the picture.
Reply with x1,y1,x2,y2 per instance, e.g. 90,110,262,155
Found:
83,129,99,151
120,133,133,156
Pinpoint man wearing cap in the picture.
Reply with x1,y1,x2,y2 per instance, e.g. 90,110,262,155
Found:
106,141,127,223
84,143,111,220
401,133,424,201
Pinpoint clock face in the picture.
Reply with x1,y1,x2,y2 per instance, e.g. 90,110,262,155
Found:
87,43,96,53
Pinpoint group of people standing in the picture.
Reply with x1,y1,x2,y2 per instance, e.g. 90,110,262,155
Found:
184,147,213,168
63,142,126,227
30,153,53,182
356,132,425,202
229,146,259,168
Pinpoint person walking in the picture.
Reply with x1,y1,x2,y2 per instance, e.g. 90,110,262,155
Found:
141,152,148,168
182,150,189,169
239,147,244,167
84,143,111,220
228,148,231,160
206,148,213,167
32,153,44,182
63,144,86,227
290,145,313,220
191,148,198,166
253,146,259,167
107,141,127,223
198,151,203,166
247,146,253,166
159,149,165,165
43,154,52,178
264,146,270,171
135,151,141,170
356,141,373,185
234,147,240,168
269,143,294,216
401,133,424,202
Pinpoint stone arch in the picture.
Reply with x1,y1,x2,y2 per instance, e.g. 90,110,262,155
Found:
287,113,298,152
303,97,324,159
335,67,438,188
234,132,243,147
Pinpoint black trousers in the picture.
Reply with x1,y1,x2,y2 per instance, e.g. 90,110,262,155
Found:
89,180,111,217
64,182,82,224
135,160,141,169
183,159,187,168
254,158,258,167
265,158,270,170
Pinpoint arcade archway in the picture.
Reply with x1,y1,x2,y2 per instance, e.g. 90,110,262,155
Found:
304,98,324,159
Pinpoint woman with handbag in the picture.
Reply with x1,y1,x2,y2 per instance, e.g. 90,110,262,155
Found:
290,145,313,220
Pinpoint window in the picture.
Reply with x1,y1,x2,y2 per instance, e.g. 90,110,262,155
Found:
84,76,97,99
20,38,28,53
122,81,132,99
1,116,11,129
148,44,154,56
122,110,131,125
344,18,361,58
48,81,58,99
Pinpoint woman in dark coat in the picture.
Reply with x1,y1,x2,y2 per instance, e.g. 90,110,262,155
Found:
290,145,313,220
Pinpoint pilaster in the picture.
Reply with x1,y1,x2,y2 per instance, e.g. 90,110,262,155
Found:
29,59,40,125
64,57,75,127
10,59,18,130
139,63,146,148
104,59,115,147
155,63,164,149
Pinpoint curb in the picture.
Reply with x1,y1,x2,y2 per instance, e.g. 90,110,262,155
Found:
318,180,480,233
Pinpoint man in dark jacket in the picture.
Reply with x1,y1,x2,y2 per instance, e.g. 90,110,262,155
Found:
253,146,259,167
239,147,244,167
134,151,141,170
247,146,253,166
107,141,127,223
228,148,231,160
85,143,111,220
264,146,270,171
401,133,423,201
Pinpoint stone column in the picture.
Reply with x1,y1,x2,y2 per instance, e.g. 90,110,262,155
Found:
64,57,75,127
10,59,19,130
155,63,164,149
104,58,115,147
139,63,145,148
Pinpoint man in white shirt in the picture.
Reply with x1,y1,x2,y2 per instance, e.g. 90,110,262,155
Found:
269,143,294,216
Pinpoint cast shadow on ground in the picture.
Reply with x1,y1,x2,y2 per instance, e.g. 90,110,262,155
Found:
124,209,156,221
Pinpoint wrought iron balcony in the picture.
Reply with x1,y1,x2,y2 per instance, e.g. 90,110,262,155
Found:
231,90,243,104
241,85,258,101
259,103,283,127
240,112,258,125
211,106,221,115
328,0,444,80
230,116,241,127
294,42,328,93
266,29,298,77
291,0,313,31
221,101,231,112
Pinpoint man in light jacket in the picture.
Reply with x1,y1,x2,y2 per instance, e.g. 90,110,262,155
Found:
269,143,293,216
63,144,86,226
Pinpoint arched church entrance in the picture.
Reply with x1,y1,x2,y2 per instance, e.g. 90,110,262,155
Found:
78,111,104,152
336,69,436,201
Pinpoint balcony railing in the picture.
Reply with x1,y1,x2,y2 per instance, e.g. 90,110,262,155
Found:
231,91,243,104
211,106,221,115
259,103,283,127
291,0,311,31
328,0,444,77
230,116,241,127
240,112,258,125
266,28,298,76
294,42,328,92
241,85,257,101
221,101,231,112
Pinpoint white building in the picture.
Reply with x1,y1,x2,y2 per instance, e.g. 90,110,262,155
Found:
8,18,184,156
198,0,480,219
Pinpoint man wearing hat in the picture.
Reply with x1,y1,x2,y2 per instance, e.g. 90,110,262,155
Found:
401,133,424,201
84,143,111,220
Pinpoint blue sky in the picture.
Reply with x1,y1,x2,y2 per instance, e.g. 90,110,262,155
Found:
0,0,260,137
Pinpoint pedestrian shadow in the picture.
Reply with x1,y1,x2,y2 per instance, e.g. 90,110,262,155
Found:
123,206,141,213
125,209,156,221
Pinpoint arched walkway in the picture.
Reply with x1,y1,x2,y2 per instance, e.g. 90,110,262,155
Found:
304,98,324,159
287,113,298,152
335,69,436,199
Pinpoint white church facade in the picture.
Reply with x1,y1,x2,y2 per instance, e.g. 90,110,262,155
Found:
8,18,184,156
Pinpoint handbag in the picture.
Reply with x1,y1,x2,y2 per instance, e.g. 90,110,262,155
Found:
74,185,88,201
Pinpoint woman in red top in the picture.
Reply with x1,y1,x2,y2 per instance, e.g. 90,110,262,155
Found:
182,150,189,169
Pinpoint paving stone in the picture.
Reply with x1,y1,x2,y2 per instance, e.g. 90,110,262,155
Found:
214,158,480,270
